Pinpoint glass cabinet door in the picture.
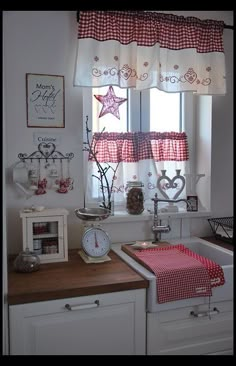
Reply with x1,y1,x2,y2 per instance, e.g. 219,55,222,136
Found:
26,216,66,263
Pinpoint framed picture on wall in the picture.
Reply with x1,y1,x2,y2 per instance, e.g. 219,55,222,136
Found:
26,73,65,128
187,195,198,212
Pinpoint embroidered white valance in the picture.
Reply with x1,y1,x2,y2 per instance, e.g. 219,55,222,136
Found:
74,11,226,95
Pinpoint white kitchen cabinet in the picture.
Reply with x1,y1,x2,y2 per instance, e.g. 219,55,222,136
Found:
147,299,233,355
9,289,146,355
20,208,69,263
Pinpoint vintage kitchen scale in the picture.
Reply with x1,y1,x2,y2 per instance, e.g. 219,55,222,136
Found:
75,207,112,263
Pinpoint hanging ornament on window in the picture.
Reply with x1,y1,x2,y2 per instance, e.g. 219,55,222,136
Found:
94,85,127,119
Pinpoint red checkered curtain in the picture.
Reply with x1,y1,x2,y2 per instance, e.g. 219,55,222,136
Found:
88,132,189,162
74,11,226,94
86,131,189,204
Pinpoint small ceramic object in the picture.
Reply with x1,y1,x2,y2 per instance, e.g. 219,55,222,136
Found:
29,169,38,178
14,248,40,273
35,178,47,195
23,208,33,213
49,163,58,177
34,206,45,212
52,179,60,189
29,181,38,191
57,179,69,193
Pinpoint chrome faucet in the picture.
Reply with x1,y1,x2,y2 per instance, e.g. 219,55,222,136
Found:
151,193,191,243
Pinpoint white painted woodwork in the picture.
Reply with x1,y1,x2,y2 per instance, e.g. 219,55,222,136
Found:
147,299,233,355
112,237,233,355
20,208,68,263
9,289,146,355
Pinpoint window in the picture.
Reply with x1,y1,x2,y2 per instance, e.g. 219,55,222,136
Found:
83,87,193,211
92,87,181,133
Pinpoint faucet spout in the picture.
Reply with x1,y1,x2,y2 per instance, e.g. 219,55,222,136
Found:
173,198,192,211
151,193,171,243
153,196,191,210
151,193,191,243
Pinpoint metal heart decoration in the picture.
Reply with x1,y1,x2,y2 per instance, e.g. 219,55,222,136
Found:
38,142,56,159
157,170,185,200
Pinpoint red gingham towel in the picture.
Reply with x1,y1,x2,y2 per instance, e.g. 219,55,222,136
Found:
135,244,225,304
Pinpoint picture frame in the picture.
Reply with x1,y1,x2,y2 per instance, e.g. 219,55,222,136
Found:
187,195,198,212
26,73,65,128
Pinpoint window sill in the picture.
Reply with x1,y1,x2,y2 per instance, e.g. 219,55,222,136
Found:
104,209,212,224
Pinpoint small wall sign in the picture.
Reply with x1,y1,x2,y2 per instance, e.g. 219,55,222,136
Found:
26,73,65,128
33,132,62,146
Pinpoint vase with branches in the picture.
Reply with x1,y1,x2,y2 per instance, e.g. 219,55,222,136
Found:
83,116,120,213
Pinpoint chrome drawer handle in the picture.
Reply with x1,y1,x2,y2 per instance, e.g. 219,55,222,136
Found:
190,307,219,318
65,300,99,311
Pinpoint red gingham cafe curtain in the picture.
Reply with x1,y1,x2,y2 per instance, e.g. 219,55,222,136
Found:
74,11,226,95
88,132,189,163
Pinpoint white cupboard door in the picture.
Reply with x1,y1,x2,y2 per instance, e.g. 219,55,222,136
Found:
9,290,146,355
22,303,134,355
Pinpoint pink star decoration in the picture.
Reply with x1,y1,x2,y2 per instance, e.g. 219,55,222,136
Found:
94,86,127,119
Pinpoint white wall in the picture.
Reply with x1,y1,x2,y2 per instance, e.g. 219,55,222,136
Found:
3,11,84,254
211,29,234,217
3,10,233,255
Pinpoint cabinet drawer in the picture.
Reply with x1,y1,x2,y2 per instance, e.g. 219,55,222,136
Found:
147,300,233,355
10,290,142,317
158,299,233,323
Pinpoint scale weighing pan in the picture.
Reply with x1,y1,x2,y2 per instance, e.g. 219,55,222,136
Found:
75,207,110,221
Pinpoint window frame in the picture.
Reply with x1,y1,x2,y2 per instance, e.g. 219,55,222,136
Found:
83,87,195,211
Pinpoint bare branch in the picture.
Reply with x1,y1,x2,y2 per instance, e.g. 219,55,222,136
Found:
84,115,120,211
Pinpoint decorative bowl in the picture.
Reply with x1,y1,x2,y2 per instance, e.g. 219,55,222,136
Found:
75,207,110,221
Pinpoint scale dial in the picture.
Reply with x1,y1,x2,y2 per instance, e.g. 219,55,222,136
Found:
81,227,111,258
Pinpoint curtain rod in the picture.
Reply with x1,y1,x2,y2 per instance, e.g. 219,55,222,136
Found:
76,11,234,30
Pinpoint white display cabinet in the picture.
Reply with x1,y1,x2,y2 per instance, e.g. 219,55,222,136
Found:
20,208,69,263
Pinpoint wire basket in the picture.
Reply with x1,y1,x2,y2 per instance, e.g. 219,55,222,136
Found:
208,217,233,243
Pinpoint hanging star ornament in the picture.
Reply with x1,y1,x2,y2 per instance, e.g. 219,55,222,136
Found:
94,86,127,119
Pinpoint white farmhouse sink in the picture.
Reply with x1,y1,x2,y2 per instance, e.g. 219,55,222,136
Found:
112,237,233,312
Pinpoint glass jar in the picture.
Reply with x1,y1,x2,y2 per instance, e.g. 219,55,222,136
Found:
14,248,40,273
42,240,58,254
126,181,144,215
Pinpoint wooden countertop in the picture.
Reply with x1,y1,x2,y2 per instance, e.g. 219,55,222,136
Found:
8,249,149,305
8,237,232,306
